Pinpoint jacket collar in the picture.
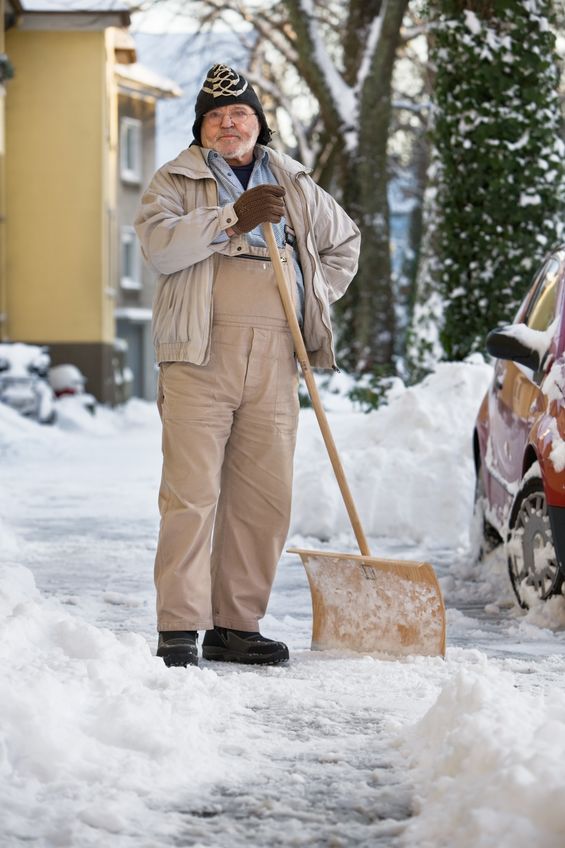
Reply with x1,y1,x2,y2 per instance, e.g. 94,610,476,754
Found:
164,144,310,180
165,145,212,179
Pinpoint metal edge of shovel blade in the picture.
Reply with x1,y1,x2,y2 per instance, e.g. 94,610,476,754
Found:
287,547,446,658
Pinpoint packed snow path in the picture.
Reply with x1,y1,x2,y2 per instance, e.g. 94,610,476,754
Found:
2,364,565,847
0,406,419,846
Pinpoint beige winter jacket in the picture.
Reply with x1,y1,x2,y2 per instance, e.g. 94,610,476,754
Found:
134,145,360,369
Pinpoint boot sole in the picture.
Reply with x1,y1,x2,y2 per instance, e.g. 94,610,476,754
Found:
202,646,289,665
157,647,198,668
162,657,198,668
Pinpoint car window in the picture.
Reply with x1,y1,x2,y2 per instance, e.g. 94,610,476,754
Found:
513,261,549,322
524,256,561,332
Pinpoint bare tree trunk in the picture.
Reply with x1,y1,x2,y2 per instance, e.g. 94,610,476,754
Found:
400,125,430,356
335,0,409,371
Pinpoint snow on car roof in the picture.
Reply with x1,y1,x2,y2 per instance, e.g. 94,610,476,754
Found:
0,342,50,376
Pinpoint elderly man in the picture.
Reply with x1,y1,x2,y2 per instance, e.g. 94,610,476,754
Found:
135,64,360,668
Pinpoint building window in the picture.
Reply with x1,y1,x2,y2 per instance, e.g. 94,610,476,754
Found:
121,227,142,290
120,117,142,183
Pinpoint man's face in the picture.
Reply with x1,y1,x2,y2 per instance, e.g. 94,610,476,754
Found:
200,104,260,166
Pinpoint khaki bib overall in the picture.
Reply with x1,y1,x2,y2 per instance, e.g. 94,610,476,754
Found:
155,245,299,631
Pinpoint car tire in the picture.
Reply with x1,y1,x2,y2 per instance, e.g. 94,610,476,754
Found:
39,409,57,426
507,470,564,608
471,464,502,560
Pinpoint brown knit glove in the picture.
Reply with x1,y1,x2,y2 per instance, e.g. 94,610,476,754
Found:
232,184,286,234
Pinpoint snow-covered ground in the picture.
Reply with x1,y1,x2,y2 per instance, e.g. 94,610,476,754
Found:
1,358,565,848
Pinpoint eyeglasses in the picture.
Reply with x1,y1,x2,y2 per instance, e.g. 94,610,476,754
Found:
203,107,257,126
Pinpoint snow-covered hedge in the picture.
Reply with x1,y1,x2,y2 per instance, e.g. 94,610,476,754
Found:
422,0,564,362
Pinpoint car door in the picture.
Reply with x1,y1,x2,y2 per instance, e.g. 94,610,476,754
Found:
486,253,564,524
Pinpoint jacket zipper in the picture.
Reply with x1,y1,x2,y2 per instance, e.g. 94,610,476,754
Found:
201,176,217,363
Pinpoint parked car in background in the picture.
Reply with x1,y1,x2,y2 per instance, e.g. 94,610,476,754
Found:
48,364,97,415
0,342,57,425
474,245,565,608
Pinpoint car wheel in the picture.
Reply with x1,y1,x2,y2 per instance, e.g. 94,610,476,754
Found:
39,409,57,426
507,472,564,608
471,463,502,559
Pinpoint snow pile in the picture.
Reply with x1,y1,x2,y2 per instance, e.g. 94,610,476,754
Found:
116,397,161,428
522,594,565,629
54,397,116,434
0,515,18,556
0,400,61,455
442,545,513,609
0,564,251,845
2,358,493,553
54,396,160,435
401,660,565,848
291,357,493,549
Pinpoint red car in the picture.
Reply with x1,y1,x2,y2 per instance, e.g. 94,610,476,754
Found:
474,245,565,607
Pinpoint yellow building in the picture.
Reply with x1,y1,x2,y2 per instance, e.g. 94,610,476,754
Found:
113,35,181,401
0,0,15,343
3,2,179,404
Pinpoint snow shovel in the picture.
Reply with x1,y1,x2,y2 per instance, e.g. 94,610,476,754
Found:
263,223,446,658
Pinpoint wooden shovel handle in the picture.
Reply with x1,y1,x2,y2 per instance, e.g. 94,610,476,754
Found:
263,223,371,558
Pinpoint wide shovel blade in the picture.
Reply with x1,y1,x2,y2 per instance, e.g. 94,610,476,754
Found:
290,548,446,657
263,223,447,659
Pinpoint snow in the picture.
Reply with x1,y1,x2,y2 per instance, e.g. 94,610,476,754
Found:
356,11,384,95
463,10,482,36
548,419,565,473
0,342,50,376
401,660,565,848
2,360,565,847
519,192,542,207
292,358,493,548
542,359,565,402
0,399,58,452
507,130,530,151
523,593,565,629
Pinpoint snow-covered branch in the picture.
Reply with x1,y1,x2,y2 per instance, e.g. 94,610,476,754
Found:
355,0,387,95
298,0,356,133
245,70,316,168
248,10,301,66
190,0,301,67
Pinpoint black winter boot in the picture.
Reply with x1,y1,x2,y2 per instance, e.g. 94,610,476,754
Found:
202,627,289,665
157,631,198,667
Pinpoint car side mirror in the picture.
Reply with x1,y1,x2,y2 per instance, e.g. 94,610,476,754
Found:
486,325,541,371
